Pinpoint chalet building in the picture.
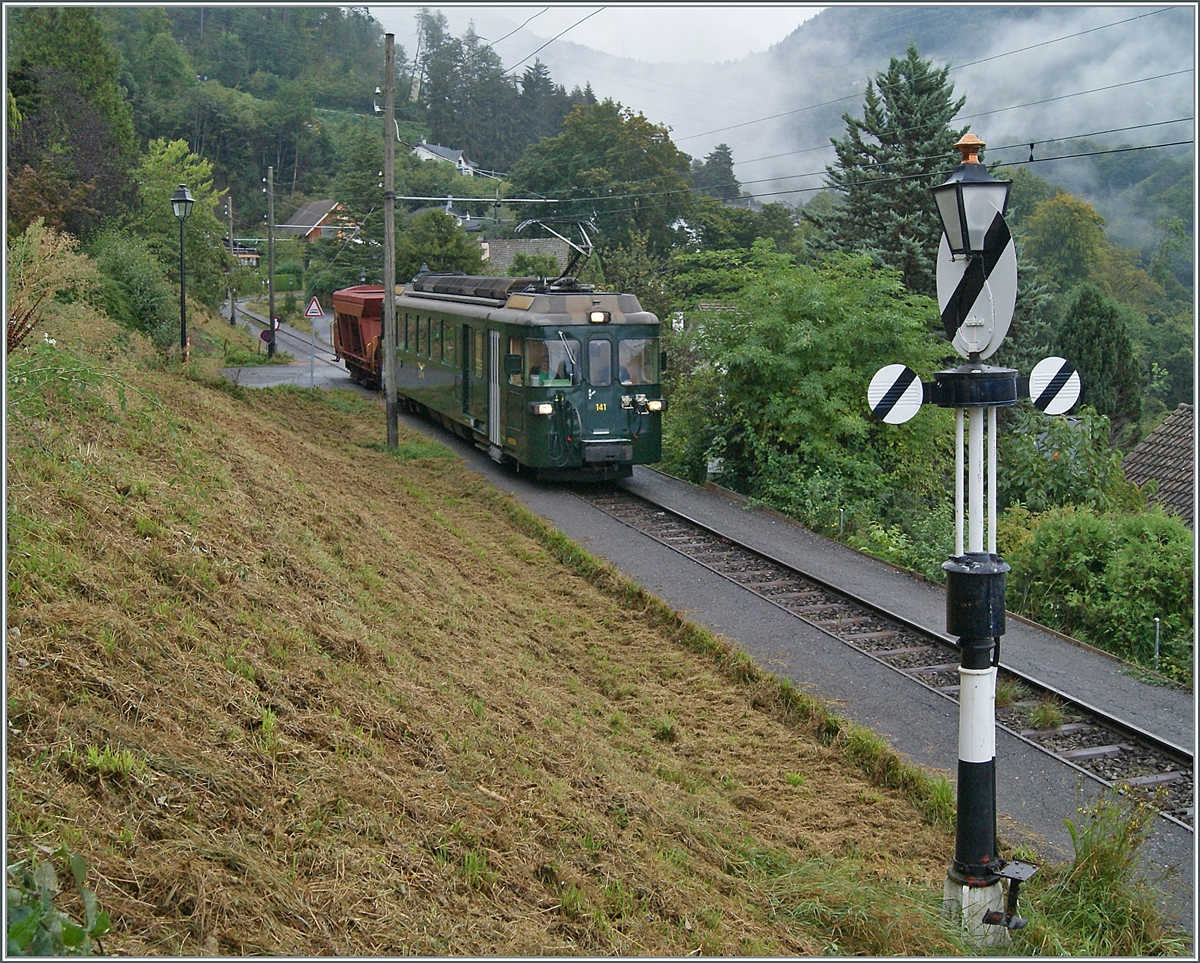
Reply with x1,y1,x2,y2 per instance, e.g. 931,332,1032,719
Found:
222,239,261,268
411,140,477,177
277,200,355,242
479,238,569,275
1121,403,1195,527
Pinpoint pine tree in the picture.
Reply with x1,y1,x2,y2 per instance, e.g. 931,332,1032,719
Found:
1054,284,1142,436
692,144,741,202
807,43,966,297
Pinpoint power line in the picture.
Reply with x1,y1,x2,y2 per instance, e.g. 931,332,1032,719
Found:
502,7,606,75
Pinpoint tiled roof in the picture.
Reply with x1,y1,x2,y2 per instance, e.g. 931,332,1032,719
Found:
279,199,340,233
1121,403,1194,527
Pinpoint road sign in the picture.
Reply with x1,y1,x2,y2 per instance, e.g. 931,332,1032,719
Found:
305,296,324,318
1028,357,1081,415
936,205,1017,361
868,364,924,424
259,329,271,343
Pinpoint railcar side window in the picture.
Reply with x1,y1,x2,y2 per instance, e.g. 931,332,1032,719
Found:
444,324,456,364
403,314,413,351
526,338,580,386
430,319,442,361
588,339,612,386
618,339,659,386
508,336,524,384
472,329,485,379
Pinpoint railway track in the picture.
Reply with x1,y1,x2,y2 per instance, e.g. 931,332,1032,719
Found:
572,485,1194,830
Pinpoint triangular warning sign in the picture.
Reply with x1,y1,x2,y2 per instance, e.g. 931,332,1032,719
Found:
305,296,323,318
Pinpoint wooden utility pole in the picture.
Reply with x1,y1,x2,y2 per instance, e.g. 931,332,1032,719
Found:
227,195,236,325
267,166,276,358
383,33,398,447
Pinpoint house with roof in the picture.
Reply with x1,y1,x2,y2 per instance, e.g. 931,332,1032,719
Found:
278,200,354,242
411,140,477,177
1121,403,1194,527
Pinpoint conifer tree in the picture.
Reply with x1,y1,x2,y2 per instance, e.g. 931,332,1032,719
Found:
1054,284,1142,436
692,144,741,202
807,43,966,297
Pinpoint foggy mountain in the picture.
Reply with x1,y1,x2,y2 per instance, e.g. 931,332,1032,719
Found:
402,4,1193,246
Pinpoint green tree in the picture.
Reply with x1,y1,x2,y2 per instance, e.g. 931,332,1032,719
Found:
1054,284,1142,436
127,138,230,309
1021,190,1108,291
806,43,966,297
6,7,138,237
664,244,953,552
507,99,692,256
396,210,485,281
692,144,741,202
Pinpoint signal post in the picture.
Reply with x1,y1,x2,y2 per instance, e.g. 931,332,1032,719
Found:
869,135,1079,945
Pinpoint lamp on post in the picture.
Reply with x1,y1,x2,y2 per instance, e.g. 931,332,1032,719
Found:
170,184,195,362
931,134,1011,261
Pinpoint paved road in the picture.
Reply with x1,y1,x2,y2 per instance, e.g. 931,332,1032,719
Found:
220,299,367,392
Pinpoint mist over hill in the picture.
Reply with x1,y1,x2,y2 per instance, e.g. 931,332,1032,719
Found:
412,4,1193,246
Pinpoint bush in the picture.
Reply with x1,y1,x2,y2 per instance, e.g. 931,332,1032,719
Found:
1004,505,1193,680
999,405,1144,514
89,229,177,354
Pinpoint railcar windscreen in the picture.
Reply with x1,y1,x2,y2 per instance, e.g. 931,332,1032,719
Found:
618,338,659,386
526,339,581,386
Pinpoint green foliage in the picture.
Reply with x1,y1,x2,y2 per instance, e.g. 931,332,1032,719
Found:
1004,506,1193,680
806,43,966,296
6,219,101,354
998,405,1143,514
1053,285,1142,435
1019,790,1188,956
663,246,953,562
508,98,693,256
88,229,177,353
691,144,741,202
6,847,111,956
7,7,137,235
508,252,560,278
127,138,230,309
396,210,485,282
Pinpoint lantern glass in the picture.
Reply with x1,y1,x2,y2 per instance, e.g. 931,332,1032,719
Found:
932,170,1011,256
170,184,194,221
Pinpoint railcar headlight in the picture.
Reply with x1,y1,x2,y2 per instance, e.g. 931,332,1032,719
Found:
530,401,555,416
588,309,610,324
645,398,666,412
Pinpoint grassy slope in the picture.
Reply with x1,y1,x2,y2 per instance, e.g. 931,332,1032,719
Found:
5,301,1185,956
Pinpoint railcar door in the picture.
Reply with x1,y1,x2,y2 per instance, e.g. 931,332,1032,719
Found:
487,328,502,459
463,325,488,432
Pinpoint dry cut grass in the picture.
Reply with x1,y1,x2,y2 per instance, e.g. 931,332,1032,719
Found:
7,303,974,955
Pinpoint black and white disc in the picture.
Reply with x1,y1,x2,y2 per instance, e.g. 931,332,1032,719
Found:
868,364,923,424
1029,357,1081,415
936,204,1017,361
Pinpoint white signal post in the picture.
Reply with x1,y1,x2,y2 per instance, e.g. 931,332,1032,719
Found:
868,134,1079,947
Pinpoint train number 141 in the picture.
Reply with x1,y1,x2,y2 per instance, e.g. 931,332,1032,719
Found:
594,402,607,411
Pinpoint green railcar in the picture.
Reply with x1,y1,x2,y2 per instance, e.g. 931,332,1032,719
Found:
332,274,666,481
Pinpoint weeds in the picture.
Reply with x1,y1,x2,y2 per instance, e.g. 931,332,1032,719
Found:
1015,789,1190,955
6,847,111,956
1029,697,1065,730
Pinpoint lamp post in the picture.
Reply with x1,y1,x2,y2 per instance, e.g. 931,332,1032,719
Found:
869,133,1064,947
170,184,195,362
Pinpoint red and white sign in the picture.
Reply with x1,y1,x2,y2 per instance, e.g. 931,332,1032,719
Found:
305,296,324,318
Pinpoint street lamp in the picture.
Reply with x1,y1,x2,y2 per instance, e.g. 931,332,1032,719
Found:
931,134,1011,257
170,184,195,361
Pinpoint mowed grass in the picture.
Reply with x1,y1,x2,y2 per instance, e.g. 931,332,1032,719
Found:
5,301,1188,956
